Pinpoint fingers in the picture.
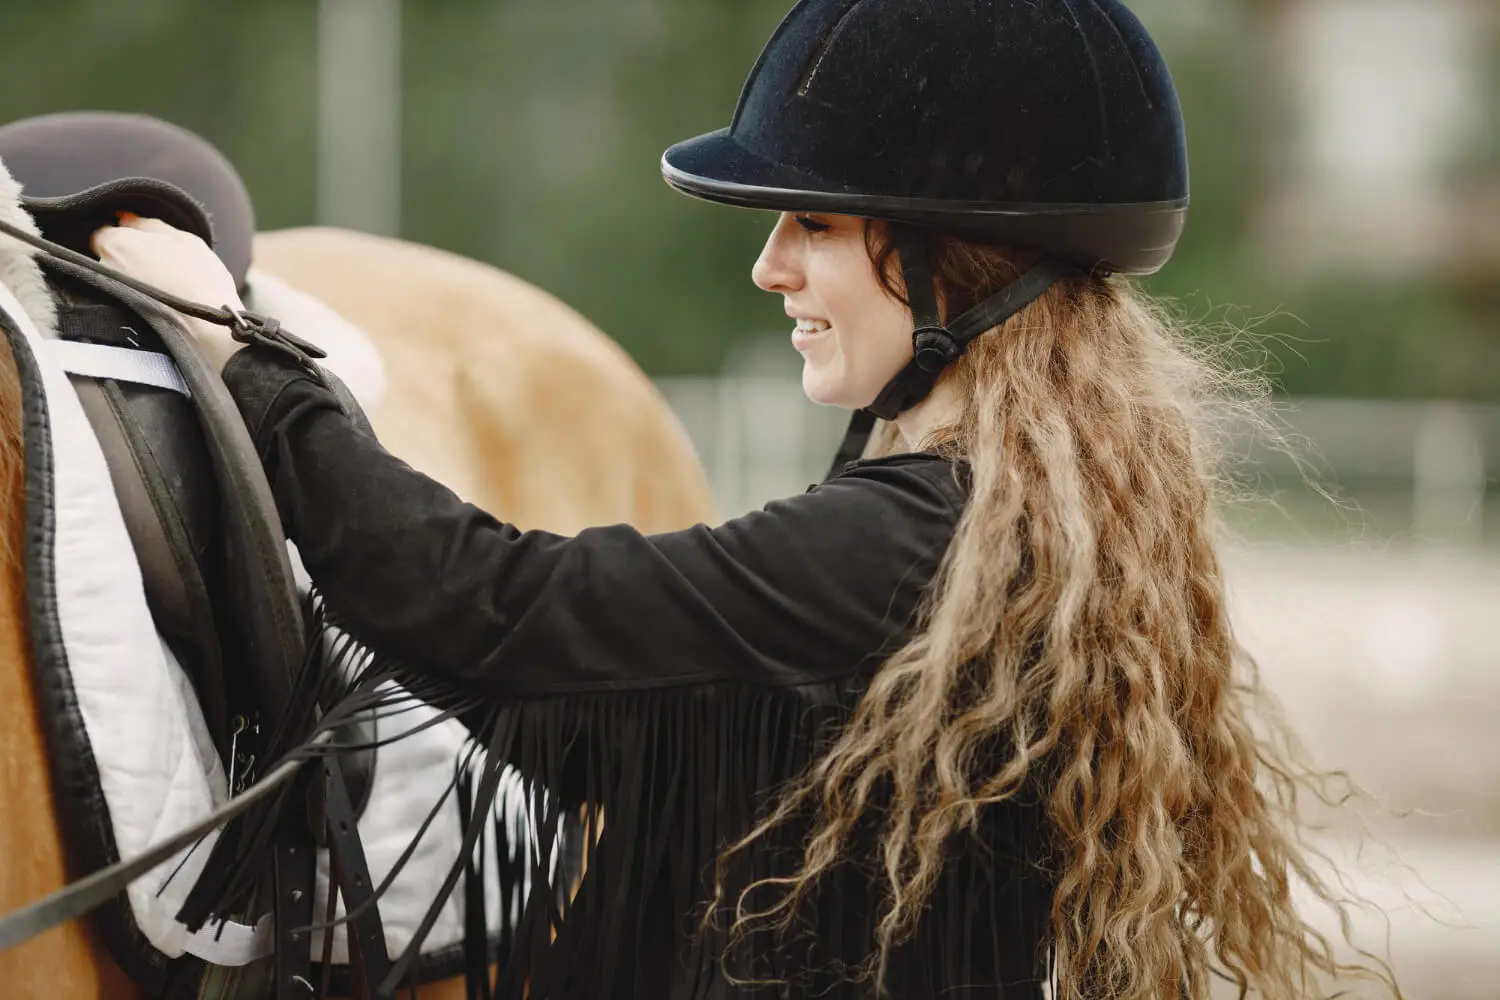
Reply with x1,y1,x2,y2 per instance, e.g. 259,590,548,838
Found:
88,222,152,261
89,215,195,250
84,216,245,327
90,216,201,260
89,223,124,259
122,216,180,236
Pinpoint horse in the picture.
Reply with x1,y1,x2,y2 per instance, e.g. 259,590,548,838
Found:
0,214,717,998
249,225,716,537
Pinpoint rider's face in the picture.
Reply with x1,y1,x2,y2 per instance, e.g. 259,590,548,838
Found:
752,213,911,410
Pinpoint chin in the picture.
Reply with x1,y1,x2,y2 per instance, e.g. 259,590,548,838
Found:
800,367,833,405
802,362,877,410
801,369,850,408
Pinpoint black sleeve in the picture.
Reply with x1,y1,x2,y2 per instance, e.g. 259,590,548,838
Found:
221,350,963,700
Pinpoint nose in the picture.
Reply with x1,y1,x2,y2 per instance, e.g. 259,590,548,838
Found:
751,213,804,294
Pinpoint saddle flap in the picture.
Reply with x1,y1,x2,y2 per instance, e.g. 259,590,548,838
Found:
67,370,234,758
37,256,305,715
2,172,393,994
45,257,380,802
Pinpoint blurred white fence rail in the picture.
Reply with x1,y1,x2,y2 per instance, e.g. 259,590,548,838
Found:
654,376,1500,546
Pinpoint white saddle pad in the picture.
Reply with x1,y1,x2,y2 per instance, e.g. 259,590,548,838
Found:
0,263,531,974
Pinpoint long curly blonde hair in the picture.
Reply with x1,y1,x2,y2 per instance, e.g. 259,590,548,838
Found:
712,223,1403,1000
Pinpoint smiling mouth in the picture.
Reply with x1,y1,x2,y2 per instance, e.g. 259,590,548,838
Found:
791,318,831,350
792,322,828,346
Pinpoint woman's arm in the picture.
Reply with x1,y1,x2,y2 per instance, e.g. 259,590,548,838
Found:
222,348,965,700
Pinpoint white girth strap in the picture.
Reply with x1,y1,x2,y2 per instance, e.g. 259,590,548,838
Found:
44,338,191,397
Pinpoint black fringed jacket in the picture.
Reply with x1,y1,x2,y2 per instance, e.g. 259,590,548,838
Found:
222,349,1054,1000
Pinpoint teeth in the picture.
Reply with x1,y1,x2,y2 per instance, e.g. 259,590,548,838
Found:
794,320,830,332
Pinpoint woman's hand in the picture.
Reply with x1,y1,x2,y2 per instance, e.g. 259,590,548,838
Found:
90,215,247,374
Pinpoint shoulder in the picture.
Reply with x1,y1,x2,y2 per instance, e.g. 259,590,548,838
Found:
817,452,968,518
667,452,965,571
717,452,968,575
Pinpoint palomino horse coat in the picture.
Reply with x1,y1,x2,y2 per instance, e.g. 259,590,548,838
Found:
0,214,716,998
252,226,717,537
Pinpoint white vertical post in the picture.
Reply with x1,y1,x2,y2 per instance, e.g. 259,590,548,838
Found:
714,379,745,518
1412,402,1485,545
316,0,403,235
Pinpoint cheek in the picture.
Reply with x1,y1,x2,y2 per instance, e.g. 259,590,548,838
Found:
806,239,913,400
853,298,913,383
813,304,909,408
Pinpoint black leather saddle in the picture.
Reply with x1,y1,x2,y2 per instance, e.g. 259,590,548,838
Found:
19,178,389,998
0,110,257,292
27,178,378,814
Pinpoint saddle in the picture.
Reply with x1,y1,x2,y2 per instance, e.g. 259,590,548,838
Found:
19,180,388,998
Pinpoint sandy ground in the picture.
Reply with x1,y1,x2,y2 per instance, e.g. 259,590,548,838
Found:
1218,544,1500,999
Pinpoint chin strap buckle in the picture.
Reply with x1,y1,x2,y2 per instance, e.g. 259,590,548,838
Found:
912,325,960,372
822,236,1074,481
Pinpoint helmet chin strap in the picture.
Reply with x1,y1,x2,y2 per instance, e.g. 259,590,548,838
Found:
824,225,1073,478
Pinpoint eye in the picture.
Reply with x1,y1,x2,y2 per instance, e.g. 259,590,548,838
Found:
793,214,831,233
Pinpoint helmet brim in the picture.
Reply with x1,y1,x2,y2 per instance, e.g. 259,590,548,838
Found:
662,129,1188,276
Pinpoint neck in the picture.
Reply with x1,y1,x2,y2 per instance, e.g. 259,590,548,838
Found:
892,375,962,451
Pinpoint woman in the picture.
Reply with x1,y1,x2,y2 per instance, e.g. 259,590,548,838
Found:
93,2,1399,998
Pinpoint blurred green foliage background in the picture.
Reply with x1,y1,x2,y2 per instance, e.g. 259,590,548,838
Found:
0,0,1494,397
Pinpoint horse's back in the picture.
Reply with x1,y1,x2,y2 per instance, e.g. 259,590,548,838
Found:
251,226,717,535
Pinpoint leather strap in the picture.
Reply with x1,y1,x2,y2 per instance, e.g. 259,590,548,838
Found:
66,373,233,758
318,758,392,996
0,216,328,378
272,829,318,1000
894,224,942,330
456,768,493,1000
48,339,190,396
0,748,316,953
825,239,1074,479
34,252,309,721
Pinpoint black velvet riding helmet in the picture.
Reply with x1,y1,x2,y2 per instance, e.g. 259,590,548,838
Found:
0,111,257,292
661,0,1191,470
663,0,1189,274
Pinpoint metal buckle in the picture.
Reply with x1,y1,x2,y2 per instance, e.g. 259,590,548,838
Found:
228,713,262,795
224,306,330,381
911,324,960,372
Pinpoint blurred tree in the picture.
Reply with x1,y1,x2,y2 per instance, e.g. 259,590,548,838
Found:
0,0,319,228
399,0,796,376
